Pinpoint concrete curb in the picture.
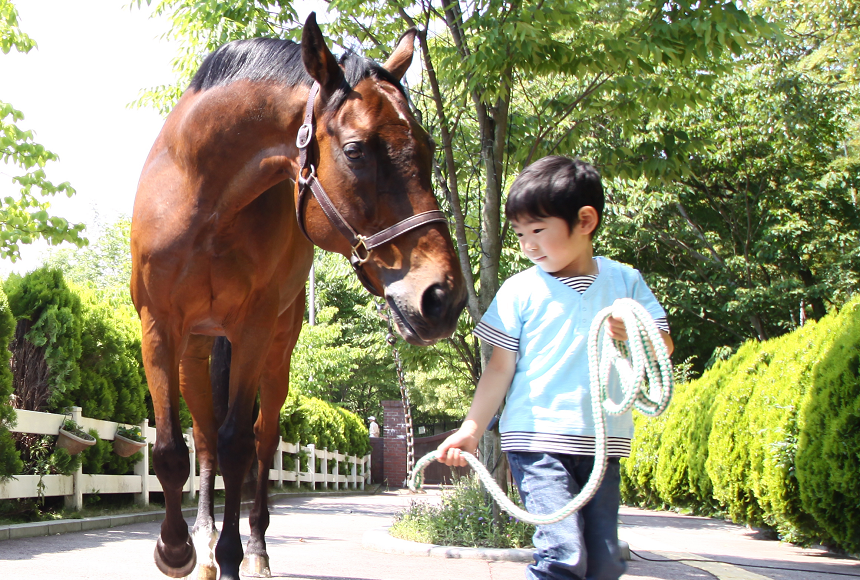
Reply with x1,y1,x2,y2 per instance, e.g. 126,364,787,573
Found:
363,527,632,563
0,487,383,542
362,526,534,563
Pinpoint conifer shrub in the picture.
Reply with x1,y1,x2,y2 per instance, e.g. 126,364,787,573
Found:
80,432,140,476
796,299,860,553
0,287,22,480
649,344,759,512
620,412,667,508
705,343,774,525
623,296,860,552
75,285,147,424
5,268,83,410
732,317,837,543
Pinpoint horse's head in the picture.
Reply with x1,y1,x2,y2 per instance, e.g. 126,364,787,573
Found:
296,14,466,346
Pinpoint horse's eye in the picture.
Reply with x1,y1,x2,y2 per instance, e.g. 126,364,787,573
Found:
343,142,363,160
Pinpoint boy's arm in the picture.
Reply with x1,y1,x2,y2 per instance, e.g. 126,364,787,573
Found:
437,346,517,467
660,330,674,356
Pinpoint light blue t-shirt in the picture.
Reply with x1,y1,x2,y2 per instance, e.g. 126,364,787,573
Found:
479,257,666,439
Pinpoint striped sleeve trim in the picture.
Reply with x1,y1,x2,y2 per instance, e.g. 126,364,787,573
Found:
501,432,632,458
653,317,670,333
474,320,519,352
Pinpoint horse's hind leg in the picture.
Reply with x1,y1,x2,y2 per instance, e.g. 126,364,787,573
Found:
140,310,196,578
179,334,218,580
242,296,305,577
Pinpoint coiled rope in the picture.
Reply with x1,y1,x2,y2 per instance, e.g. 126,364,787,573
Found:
409,298,674,526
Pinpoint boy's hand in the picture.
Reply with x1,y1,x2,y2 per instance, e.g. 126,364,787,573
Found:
606,315,628,341
436,425,480,467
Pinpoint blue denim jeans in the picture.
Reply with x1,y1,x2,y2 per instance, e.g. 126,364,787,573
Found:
507,452,627,580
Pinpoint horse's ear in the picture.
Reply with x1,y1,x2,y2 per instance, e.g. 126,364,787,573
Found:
383,28,417,82
302,12,344,101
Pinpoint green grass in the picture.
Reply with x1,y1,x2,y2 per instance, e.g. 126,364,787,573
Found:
391,474,535,549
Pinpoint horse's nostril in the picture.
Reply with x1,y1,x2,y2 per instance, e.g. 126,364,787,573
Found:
421,284,448,320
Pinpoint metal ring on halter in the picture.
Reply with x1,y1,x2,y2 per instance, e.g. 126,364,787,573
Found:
351,236,371,266
298,164,316,190
296,123,313,149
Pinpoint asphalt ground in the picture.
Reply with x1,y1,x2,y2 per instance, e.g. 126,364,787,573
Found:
0,487,857,580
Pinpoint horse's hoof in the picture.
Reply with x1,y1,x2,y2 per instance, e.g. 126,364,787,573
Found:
154,535,197,578
240,554,271,578
197,564,218,580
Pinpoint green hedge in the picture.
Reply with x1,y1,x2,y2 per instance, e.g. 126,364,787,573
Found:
280,393,370,459
622,296,860,552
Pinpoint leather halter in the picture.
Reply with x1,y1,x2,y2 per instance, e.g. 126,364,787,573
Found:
295,82,448,297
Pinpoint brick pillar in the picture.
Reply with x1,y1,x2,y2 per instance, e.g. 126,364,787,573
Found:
382,400,407,487
369,437,384,484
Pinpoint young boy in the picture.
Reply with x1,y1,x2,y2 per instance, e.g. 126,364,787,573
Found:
437,156,673,580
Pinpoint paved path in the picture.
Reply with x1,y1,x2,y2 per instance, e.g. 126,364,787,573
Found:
619,506,860,580
0,489,857,579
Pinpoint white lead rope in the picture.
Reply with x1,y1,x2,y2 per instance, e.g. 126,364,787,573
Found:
409,298,674,526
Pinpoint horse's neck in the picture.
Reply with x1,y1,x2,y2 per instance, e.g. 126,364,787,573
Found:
167,83,308,217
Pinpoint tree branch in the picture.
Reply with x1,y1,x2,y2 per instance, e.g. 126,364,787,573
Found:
414,16,481,319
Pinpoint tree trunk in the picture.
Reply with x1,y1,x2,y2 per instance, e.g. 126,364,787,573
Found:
9,319,51,412
798,268,827,320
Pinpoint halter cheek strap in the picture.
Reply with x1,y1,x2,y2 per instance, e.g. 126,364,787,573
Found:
295,82,448,296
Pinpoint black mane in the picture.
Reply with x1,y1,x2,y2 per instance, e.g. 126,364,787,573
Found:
189,38,407,109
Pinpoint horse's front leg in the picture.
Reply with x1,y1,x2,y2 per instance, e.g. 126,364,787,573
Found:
242,298,305,578
179,335,219,580
215,304,278,580
140,311,196,578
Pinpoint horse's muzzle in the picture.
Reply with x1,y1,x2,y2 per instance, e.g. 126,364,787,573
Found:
385,279,464,346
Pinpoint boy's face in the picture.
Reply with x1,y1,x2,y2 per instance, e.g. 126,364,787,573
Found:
511,211,597,277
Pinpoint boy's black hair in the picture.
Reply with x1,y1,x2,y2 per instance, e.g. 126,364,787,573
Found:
505,156,604,236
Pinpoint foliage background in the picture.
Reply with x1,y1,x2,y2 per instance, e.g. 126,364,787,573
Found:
0,0,857,541
126,0,858,424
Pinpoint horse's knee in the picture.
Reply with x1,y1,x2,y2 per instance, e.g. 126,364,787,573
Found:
218,422,255,473
153,438,190,488
254,429,279,461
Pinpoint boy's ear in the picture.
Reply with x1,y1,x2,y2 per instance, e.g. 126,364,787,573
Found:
577,206,599,236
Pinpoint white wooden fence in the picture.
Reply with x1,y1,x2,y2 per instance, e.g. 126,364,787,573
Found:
1,406,371,510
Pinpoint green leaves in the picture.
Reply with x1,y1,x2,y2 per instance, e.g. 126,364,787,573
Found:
0,0,34,55
132,0,303,113
0,8,87,261
755,0,860,85
600,54,860,367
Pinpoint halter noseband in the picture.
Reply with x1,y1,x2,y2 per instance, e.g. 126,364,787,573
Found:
295,82,448,297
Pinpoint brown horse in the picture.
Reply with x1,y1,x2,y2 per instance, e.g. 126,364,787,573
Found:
130,13,466,580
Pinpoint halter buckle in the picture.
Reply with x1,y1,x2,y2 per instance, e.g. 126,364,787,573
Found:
296,123,313,149
351,236,371,266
